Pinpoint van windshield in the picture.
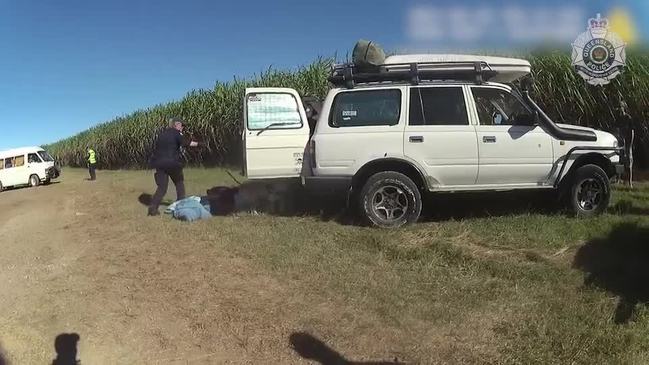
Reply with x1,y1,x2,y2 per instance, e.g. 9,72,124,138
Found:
38,151,54,162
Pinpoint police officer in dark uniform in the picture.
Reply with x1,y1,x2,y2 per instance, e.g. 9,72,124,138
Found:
147,117,200,216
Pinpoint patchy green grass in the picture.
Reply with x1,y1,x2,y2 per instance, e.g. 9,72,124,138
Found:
72,168,649,363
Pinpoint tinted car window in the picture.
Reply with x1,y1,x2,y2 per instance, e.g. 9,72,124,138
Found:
29,153,42,163
38,151,54,162
330,89,401,127
409,87,468,126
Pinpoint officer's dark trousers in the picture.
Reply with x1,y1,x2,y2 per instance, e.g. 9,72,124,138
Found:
88,163,97,181
149,167,186,213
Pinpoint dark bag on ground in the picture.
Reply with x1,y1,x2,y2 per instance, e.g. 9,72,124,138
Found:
206,186,239,215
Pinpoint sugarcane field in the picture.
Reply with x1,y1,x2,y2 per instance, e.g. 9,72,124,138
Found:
1,2,649,364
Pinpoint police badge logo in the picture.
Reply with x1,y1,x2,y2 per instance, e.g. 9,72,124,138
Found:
571,14,627,86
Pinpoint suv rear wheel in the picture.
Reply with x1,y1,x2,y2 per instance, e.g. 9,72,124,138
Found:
359,171,422,228
567,164,611,217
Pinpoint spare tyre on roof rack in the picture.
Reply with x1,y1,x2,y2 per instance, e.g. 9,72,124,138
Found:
352,39,386,71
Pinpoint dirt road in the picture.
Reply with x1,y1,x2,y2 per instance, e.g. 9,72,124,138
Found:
0,171,405,364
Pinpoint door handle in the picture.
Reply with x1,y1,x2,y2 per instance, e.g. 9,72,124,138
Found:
483,136,497,143
409,136,424,143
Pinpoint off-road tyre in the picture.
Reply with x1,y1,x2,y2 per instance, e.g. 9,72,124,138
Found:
359,171,422,228
566,164,611,217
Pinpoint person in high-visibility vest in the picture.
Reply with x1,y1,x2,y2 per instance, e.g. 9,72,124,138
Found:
87,148,97,181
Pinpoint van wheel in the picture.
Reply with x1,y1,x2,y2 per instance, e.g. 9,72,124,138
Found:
359,171,422,228
29,174,40,188
568,164,610,217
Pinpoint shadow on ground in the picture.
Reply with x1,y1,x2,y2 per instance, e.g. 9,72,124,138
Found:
137,180,358,225
137,183,568,225
573,223,649,324
289,332,405,365
0,341,6,365
2,181,61,192
421,190,561,221
52,333,80,365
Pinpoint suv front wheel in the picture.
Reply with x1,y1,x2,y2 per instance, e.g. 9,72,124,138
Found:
567,164,611,217
359,171,422,228
29,174,40,188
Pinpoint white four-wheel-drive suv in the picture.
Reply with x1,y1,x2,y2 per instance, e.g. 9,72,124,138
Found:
241,52,624,228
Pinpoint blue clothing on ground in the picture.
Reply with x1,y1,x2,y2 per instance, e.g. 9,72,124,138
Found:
165,196,212,222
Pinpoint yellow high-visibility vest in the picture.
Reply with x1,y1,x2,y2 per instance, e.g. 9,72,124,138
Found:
88,149,97,164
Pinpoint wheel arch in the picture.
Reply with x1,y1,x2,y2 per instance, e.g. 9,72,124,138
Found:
566,153,616,179
352,158,428,192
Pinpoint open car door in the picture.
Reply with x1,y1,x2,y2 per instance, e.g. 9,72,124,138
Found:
243,88,310,179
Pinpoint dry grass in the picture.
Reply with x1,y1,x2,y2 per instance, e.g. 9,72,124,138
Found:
106,169,649,363
2,168,649,364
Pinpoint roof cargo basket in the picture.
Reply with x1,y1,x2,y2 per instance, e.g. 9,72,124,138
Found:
329,61,497,89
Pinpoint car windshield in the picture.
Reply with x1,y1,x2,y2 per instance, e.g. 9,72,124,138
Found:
38,151,54,162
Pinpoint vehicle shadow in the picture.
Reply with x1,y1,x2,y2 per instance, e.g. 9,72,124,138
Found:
52,333,80,365
289,332,405,365
137,186,359,225
1,181,61,192
138,183,578,225
0,341,6,365
573,222,649,324
421,190,561,221
137,186,563,225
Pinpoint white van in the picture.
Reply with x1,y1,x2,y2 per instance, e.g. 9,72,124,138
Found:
0,147,60,191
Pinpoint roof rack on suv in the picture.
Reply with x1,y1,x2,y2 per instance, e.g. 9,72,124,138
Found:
328,61,497,89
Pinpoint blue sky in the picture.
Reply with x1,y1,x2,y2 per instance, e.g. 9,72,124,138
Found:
0,0,647,150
